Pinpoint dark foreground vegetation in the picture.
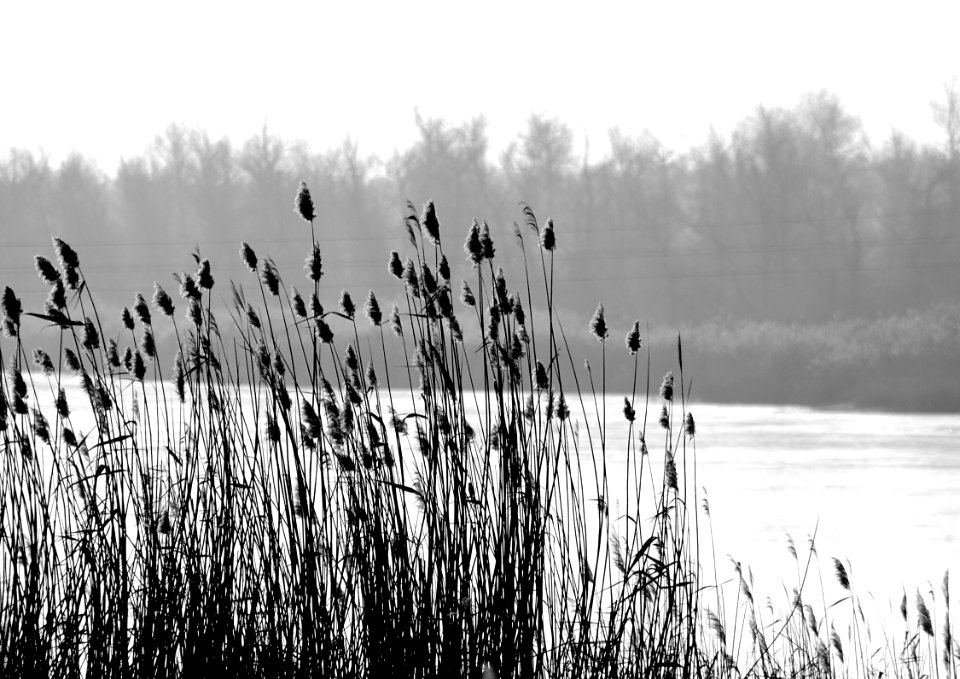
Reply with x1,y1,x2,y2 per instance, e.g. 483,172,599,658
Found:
0,192,954,677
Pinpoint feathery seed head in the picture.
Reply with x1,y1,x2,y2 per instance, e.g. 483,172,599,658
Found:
134,293,151,326
48,278,66,310
295,181,316,222
402,259,419,297
64,348,81,373
389,303,402,336
541,218,556,251
82,317,100,350
197,259,214,290
422,200,440,245
388,251,403,279
179,274,201,300
480,221,495,260
364,291,381,326
240,242,258,272
438,254,450,282
34,256,60,284
460,280,475,307
315,318,334,344
1,287,21,334
660,372,675,402
261,259,280,296
153,283,175,317
305,243,323,282
589,303,608,341
626,321,642,355
339,290,355,319
465,219,483,266
32,349,55,376
291,287,306,318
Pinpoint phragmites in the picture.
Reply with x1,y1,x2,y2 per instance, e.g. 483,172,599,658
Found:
918,592,934,636
56,389,69,418
197,259,214,290
134,293,151,326
833,558,850,590
173,353,186,402
64,348,81,373
623,397,636,422
301,401,322,440
460,280,475,307
179,274,201,301
464,219,483,266
315,318,334,344
339,290,355,319
140,329,156,359
512,293,525,325
153,283,175,317
261,259,281,297
540,217,556,251
1,287,21,336
240,242,258,272
626,321,641,355
388,251,403,279
305,244,323,282
310,293,322,319
535,361,549,390
665,453,678,491
364,291,381,327
295,180,316,222
438,255,450,282
684,412,696,436
389,303,402,337
82,317,100,350
121,307,135,331
133,350,146,381
486,304,500,342
589,303,608,341
480,221,495,260
421,200,440,245
556,393,569,421
188,299,203,326
34,256,60,284
53,238,81,290
291,287,306,318
32,349,54,376
421,265,437,296
48,278,66,310
659,404,670,429
660,372,675,402
401,259,419,297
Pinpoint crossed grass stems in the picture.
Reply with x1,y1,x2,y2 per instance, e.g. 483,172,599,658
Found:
0,188,952,678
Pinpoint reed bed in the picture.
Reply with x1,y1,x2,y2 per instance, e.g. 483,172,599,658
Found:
0,188,951,678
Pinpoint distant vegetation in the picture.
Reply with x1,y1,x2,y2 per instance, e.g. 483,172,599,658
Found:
0,192,953,676
4,89,960,410
2,88,959,326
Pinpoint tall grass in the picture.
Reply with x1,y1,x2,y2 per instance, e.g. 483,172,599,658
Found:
0,189,951,678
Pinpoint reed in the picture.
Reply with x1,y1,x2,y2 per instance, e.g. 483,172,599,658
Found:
0,189,950,678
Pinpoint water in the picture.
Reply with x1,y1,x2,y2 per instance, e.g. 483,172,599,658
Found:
597,401,960,607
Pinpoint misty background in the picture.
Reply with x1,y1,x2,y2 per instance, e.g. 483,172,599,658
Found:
2,88,960,409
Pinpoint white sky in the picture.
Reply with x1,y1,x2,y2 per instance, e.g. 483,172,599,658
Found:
1,0,958,171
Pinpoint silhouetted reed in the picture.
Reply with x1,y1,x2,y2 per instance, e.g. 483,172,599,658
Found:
0,186,948,679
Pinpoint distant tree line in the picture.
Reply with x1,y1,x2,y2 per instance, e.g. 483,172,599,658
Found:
2,88,959,327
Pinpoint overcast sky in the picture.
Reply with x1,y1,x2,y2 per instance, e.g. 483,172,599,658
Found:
2,0,958,170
